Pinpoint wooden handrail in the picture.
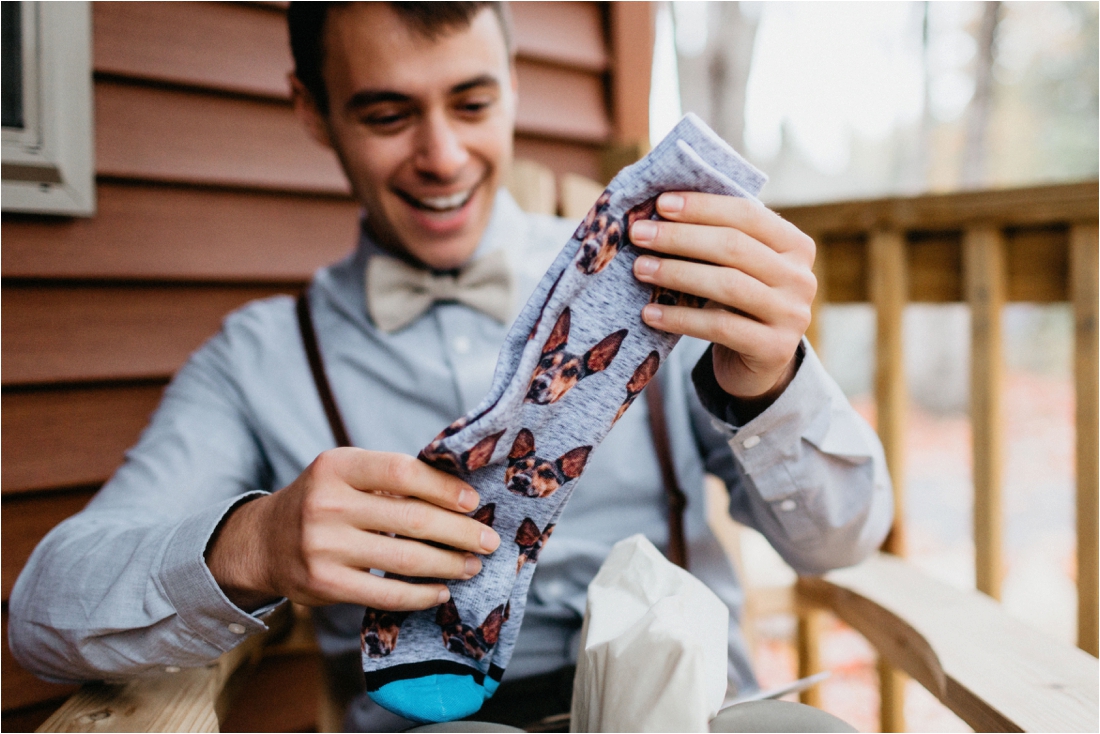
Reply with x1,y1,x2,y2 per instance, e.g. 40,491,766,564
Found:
776,181,1098,234
798,554,1099,733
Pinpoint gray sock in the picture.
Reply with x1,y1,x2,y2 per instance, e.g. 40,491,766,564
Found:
361,113,766,724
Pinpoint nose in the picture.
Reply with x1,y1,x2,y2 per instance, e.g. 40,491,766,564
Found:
414,110,469,182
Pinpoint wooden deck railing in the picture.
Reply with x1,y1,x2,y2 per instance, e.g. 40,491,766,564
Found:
775,180,1099,731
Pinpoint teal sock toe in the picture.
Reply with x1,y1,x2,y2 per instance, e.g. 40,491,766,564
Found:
367,669,491,724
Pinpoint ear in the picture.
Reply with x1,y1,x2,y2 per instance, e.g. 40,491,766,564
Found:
479,603,509,645
542,308,570,355
557,445,592,480
472,503,496,528
289,74,334,149
464,430,504,472
435,599,460,628
514,517,541,545
584,329,628,374
626,196,659,229
509,428,535,460
627,351,661,392
605,220,622,249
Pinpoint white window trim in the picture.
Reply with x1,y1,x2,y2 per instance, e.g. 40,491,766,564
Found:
2,1,94,217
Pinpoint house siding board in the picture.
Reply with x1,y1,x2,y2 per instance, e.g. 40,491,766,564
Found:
2,385,167,496
2,2,627,723
1,183,359,281
2,285,294,386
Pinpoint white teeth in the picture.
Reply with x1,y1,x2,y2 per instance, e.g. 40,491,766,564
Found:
417,190,473,211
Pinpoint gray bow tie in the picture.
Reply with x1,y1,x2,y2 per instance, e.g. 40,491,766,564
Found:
365,249,515,333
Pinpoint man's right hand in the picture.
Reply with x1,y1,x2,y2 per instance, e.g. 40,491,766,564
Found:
205,448,500,612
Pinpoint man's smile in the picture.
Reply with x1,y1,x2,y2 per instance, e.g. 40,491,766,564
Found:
394,186,477,212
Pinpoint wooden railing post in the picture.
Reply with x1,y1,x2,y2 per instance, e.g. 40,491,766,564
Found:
964,226,1007,600
870,230,908,732
1070,224,1099,657
797,234,827,708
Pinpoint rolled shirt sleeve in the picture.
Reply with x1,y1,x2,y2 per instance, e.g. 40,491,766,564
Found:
691,340,894,575
7,324,284,683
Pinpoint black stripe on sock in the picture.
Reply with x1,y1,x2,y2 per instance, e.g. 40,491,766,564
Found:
363,660,486,692
488,664,505,682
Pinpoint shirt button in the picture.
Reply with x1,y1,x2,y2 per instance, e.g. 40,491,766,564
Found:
227,623,247,635
165,665,181,673
779,499,797,512
742,435,761,449
452,335,471,354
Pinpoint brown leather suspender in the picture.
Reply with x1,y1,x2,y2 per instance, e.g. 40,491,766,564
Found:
645,380,690,569
295,292,689,568
297,293,353,449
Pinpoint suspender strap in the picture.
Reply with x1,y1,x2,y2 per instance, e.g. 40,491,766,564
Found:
296,291,688,568
645,379,690,569
297,293,353,448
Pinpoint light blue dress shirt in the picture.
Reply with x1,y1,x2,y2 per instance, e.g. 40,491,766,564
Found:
9,190,892,720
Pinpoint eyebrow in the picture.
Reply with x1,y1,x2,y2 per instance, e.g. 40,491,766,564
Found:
344,74,501,112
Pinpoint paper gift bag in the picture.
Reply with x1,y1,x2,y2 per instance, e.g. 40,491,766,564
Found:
570,535,728,732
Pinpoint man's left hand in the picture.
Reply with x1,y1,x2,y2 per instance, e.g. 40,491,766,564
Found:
630,191,816,400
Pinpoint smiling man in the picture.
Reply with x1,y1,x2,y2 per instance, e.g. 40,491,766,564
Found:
9,3,892,731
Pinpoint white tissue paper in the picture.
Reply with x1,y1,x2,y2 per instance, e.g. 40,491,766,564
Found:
569,534,729,733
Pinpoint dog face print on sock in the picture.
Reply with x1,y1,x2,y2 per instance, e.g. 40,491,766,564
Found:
505,428,591,498
420,425,505,475
526,308,627,405
613,351,661,425
624,195,709,311
361,610,411,658
514,519,555,573
436,599,510,661
574,191,624,274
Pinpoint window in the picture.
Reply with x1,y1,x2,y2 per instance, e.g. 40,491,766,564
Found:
2,1,94,216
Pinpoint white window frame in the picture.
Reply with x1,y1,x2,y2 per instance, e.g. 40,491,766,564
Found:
2,1,94,216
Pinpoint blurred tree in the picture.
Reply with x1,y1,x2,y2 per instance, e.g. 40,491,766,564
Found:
962,1,1000,186
674,1,759,152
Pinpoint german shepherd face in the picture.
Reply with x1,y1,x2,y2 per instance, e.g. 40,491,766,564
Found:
526,308,627,405
575,192,625,274
504,428,591,499
435,599,510,661
360,609,410,658
514,518,555,573
419,426,504,476
613,351,661,425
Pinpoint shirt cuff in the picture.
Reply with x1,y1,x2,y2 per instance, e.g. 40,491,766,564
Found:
691,340,808,430
693,339,833,530
157,491,281,653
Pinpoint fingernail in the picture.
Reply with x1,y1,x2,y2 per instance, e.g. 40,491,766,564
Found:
659,193,685,213
481,528,500,552
634,256,659,277
465,556,481,577
437,588,450,604
458,488,478,510
643,304,663,323
631,219,658,243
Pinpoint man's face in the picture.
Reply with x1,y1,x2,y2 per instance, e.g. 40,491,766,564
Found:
299,4,516,270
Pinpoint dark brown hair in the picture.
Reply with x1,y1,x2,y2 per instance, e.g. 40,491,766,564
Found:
288,2,513,114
